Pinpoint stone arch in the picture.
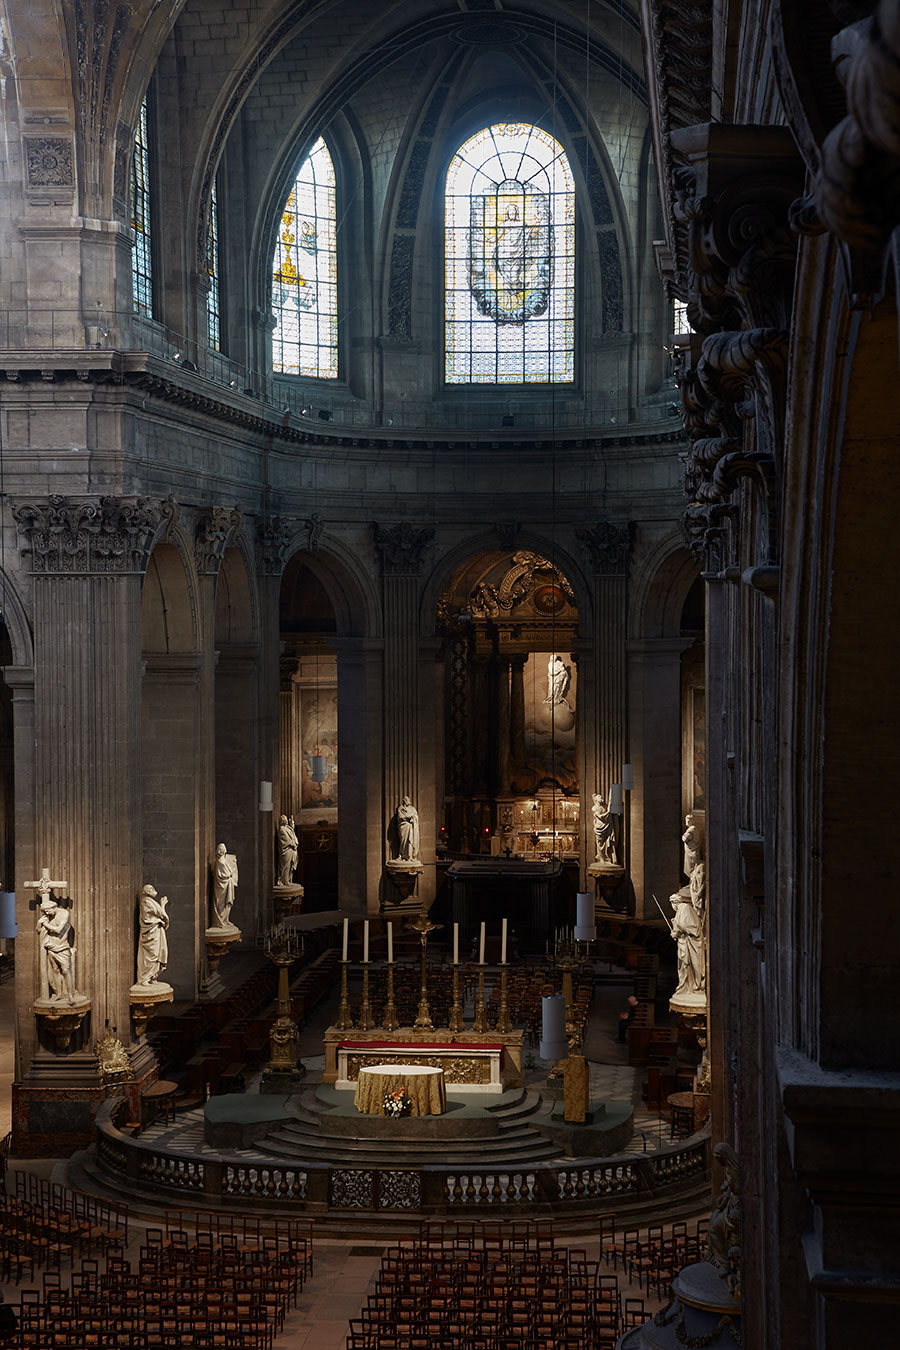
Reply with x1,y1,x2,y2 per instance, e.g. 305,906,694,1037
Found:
281,533,381,640
215,540,258,646
629,533,700,639
141,537,199,654
0,565,34,668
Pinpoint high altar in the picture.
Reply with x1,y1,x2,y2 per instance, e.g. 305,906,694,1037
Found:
322,1026,524,1093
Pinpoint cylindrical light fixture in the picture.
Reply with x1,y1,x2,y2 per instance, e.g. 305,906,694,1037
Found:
575,891,596,942
608,783,624,815
259,781,273,812
539,994,569,1061
621,763,634,792
0,892,17,939
311,754,325,783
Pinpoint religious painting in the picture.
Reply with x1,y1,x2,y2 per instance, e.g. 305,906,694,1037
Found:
518,651,578,791
468,179,552,324
299,686,338,809
690,686,706,812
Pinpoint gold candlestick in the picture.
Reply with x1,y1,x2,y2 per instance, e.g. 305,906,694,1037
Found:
335,959,354,1030
357,962,374,1029
472,965,489,1031
449,963,464,1032
261,927,304,1088
382,962,399,1031
495,963,512,1033
407,913,442,1030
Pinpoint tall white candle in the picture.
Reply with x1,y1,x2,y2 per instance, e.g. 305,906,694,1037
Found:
387,921,393,964
479,921,485,965
501,917,508,965
363,919,369,964
342,917,348,962
453,922,459,965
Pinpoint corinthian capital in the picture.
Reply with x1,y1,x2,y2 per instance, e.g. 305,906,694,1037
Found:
12,495,161,574
194,506,242,574
374,522,433,576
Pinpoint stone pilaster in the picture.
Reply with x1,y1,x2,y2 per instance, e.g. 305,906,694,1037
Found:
495,656,511,795
255,516,296,920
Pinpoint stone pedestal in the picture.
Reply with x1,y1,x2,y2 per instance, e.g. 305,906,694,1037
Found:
129,982,174,1038
204,924,242,973
273,882,304,922
563,1053,590,1123
588,861,627,912
385,859,424,909
33,996,92,1051
618,1263,741,1349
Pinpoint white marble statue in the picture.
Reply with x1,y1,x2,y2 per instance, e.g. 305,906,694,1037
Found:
392,796,420,862
682,813,703,876
276,814,299,886
136,884,169,986
689,859,706,916
592,792,618,865
545,653,571,708
670,888,706,997
211,843,238,928
36,893,80,1004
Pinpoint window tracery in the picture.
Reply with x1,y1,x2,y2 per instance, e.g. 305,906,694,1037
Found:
131,96,153,317
272,138,338,379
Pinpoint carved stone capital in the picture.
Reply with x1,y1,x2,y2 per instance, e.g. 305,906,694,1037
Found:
12,495,161,575
255,516,295,576
374,522,434,575
682,501,738,574
304,512,324,553
195,506,242,574
576,521,636,575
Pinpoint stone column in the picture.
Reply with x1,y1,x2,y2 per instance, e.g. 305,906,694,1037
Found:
509,654,526,777
255,518,296,921
374,524,433,905
495,656,511,795
626,637,691,916
333,636,384,913
11,497,160,1065
7,666,36,1076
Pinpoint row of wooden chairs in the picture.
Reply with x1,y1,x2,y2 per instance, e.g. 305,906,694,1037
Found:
11,1172,129,1250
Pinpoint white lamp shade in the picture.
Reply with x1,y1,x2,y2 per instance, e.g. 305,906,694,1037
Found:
0,892,17,939
539,994,569,1061
575,891,596,941
311,754,325,783
259,781,273,811
621,763,635,792
608,783,624,815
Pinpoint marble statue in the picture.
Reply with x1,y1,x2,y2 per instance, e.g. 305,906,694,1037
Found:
670,888,706,997
392,796,420,862
690,859,706,916
592,792,618,864
36,893,80,1004
212,844,238,928
276,814,299,886
545,653,571,707
682,813,703,876
135,884,169,986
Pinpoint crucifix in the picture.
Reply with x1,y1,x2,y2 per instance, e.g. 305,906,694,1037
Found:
26,866,73,1003
25,867,68,903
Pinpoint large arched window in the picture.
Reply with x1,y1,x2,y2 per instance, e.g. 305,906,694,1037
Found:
131,96,153,317
445,123,575,385
272,138,338,378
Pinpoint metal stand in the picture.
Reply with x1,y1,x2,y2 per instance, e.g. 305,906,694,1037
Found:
382,963,399,1031
495,964,512,1033
407,914,441,1030
472,966,489,1031
357,963,375,1030
335,959,354,1030
449,963,465,1032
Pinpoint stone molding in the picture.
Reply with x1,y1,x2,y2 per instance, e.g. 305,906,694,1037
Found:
374,522,434,576
194,506,242,575
254,517,295,576
12,495,161,575
576,521,636,575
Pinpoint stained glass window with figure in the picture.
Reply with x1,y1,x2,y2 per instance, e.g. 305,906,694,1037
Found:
445,123,575,385
272,138,338,378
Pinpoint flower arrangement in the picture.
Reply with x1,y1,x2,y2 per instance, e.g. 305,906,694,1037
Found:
382,1082,412,1118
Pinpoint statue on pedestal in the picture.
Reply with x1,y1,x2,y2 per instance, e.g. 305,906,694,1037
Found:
682,813,703,876
391,796,420,862
670,888,706,997
135,885,170,987
37,893,80,1004
592,793,618,865
276,815,299,886
211,843,238,929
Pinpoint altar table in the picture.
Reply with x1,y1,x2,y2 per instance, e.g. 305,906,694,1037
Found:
354,1063,447,1117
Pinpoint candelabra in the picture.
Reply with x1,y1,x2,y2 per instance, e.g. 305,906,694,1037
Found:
472,964,489,1032
406,913,442,1030
335,960,354,1030
261,924,305,1089
448,962,465,1032
495,964,512,1033
382,961,399,1031
357,961,375,1030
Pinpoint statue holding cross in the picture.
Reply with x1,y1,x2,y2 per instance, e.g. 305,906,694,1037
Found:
25,867,83,1005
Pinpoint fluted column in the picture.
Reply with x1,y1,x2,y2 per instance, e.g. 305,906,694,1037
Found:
496,656,511,795
12,498,160,1067
256,518,296,922
374,524,433,905
509,654,526,779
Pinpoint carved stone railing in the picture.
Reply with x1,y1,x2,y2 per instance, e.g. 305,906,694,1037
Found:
95,1102,710,1215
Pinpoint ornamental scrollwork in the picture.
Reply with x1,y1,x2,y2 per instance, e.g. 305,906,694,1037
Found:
13,495,161,574
576,521,636,576
255,516,294,576
374,522,434,575
195,506,242,574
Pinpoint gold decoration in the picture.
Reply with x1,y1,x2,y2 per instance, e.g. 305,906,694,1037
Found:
95,1032,133,1089
345,1052,491,1085
405,914,442,1030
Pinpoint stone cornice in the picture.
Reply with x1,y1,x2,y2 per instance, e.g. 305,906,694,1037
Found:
0,352,686,455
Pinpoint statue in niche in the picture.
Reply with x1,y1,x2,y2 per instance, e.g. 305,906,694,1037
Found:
682,813,703,876
592,793,618,865
37,893,80,1004
545,653,572,708
670,888,706,997
135,885,170,987
276,815,299,886
211,844,238,928
390,796,420,862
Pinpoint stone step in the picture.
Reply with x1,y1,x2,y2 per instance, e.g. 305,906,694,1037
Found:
258,1123,562,1166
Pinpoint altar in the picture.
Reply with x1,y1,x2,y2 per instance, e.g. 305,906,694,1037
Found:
323,1025,524,1094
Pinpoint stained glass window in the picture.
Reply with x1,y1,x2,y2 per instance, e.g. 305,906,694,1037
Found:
131,96,153,317
272,138,337,378
207,177,221,351
445,123,575,385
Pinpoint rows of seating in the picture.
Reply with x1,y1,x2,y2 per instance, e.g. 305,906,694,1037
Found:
1,1176,128,1284
600,1215,709,1301
346,1222,652,1350
2,1219,313,1349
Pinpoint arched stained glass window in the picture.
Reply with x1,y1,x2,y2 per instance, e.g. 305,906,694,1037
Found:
206,177,221,351
272,138,338,378
131,96,153,317
445,123,575,384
